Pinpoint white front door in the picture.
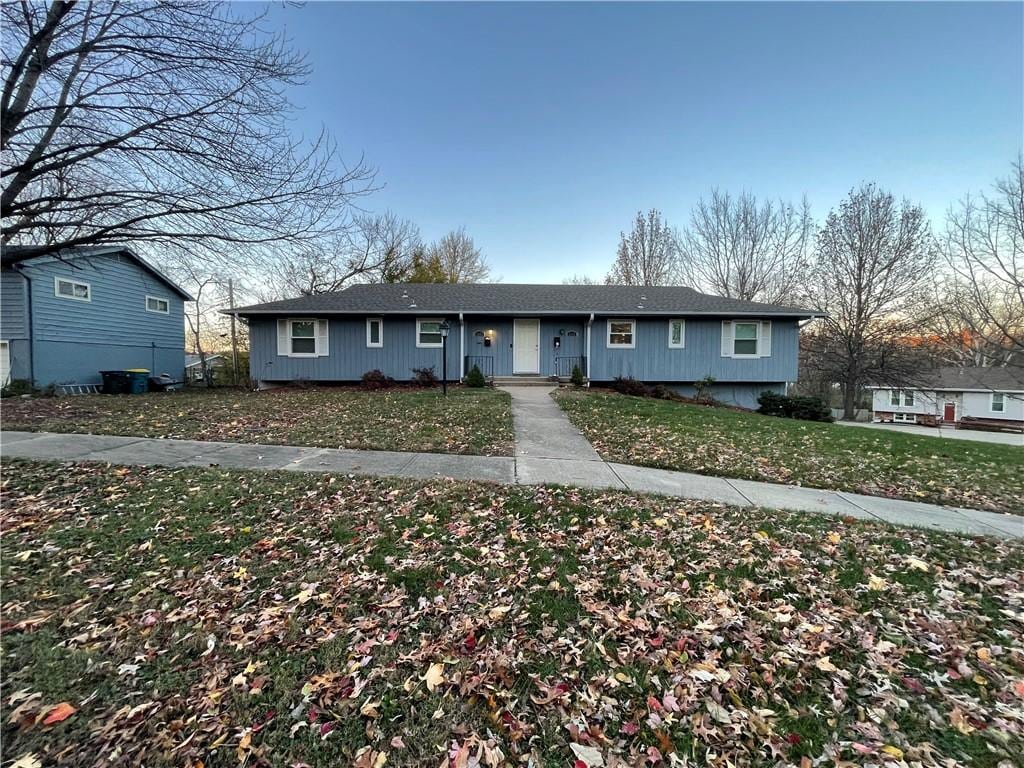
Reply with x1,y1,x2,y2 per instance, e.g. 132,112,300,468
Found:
513,319,540,374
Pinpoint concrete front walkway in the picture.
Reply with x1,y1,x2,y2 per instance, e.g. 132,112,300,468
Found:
2,426,1021,540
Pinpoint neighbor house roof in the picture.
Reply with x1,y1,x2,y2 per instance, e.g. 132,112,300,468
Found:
185,353,224,368
868,366,1024,393
1,245,193,301
231,283,822,318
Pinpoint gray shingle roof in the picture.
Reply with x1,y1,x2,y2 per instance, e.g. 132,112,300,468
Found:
899,366,1024,393
232,283,821,317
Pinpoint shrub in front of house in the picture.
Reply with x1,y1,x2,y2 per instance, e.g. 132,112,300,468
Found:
757,391,833,422
570,364,584,387
611,376,650,397
465,365,486,388
361,369,395,390
411,366,439,388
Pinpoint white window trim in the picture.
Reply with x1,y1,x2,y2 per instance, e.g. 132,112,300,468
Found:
902,391,915,407
731,321,760,358
288,318,318,358
890,390,900,407
54,276,91,302
668,319,685,349
366,317,383,348
606,318,636,349
893,412,917,423
991,392,1006,414
416,317,444,348
145,295,170,314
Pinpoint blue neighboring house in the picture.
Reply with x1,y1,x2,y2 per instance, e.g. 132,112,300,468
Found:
1,245,191,389
232,284,821,408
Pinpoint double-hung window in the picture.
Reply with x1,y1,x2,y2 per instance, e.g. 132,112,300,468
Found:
991,393,1005,413
146,295,169,314
733,322,759,356
891,390,915,407
290,320,316,355
366,317,383,348
55,276,90,302
607,319,635,348
416,319,443,348
668,319,685,348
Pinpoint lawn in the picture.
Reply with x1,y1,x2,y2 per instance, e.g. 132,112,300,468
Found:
3,460,1022,767
554,390,1024,515
0,386,514,456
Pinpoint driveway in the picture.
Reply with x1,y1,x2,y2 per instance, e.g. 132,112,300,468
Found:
836,419,1023,447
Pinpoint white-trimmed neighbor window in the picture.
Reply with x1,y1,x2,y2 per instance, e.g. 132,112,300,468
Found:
890,390,915,407
607,319,635,348
366,317,383,348
991,392,1005,413
276,318,329,357
668,319,685,348
146,295,169,314
416,318,444,348
893,413,917,423
54,276,90,302
721,320,771,358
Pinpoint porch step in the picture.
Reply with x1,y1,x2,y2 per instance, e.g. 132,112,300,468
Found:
492,376,557,387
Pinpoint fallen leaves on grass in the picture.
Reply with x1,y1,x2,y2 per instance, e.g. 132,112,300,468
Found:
2,459,1023,766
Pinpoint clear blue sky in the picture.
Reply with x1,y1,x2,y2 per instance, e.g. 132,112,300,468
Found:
265,1,1023,282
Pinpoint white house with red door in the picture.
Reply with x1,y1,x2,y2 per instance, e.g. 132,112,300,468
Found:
869,366,1024,433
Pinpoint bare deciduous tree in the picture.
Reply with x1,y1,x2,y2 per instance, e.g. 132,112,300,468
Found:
408,228,489,283
802,184,937,418
277,213,421,295
936,158,1024,366
562,274,598,285
677,190,812,304
605,209,679,286
1,1,374,266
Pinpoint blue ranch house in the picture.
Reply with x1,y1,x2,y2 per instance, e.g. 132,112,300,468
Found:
1,246,191,389
233,284,821,408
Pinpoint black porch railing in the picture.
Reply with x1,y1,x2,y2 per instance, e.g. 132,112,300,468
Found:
554,356,587,379
464,356,494,380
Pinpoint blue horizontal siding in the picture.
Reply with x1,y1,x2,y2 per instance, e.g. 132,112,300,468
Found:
33,340,184,387
1,270,29,339
667,382,786,410
249,313,801,386
12,252,185,387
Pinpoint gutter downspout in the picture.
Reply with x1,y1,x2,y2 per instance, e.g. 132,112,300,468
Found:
585,313,594,387
12,264,34,387
459,312,465,381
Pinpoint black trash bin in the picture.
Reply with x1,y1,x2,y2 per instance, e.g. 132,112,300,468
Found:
100,370,130,395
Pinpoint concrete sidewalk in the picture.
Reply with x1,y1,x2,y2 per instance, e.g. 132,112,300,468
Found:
2,429,1021,539
836,419,1023,447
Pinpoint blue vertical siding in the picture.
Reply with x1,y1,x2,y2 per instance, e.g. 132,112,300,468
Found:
15,252,186,387
249,316,463,383
248,313,800,390
587,316,799,383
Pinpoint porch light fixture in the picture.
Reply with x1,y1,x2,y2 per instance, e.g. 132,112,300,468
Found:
439,320,450,396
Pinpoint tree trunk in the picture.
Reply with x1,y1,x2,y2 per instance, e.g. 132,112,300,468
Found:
842,383,858,421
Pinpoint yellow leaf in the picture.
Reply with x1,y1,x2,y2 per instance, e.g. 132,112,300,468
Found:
976,647,991,662
868,575,887,591
294,589,313,604
423,662,444,692
487,605,511,621
815,656,838,673
826,532,841,545
905,557,930,572
881,745,903,760
11,754,42,768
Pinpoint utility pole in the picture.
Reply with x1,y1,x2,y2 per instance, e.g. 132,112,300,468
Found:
228,278,239,386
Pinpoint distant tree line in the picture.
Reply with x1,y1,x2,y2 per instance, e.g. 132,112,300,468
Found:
575,159,1023,418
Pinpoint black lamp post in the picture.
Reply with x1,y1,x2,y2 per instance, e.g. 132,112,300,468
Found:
439,320,450,397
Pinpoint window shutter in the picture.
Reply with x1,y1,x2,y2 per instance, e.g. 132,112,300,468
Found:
315,319,330,357
721,321,733,357
759,321,772,357
277,319,289,357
